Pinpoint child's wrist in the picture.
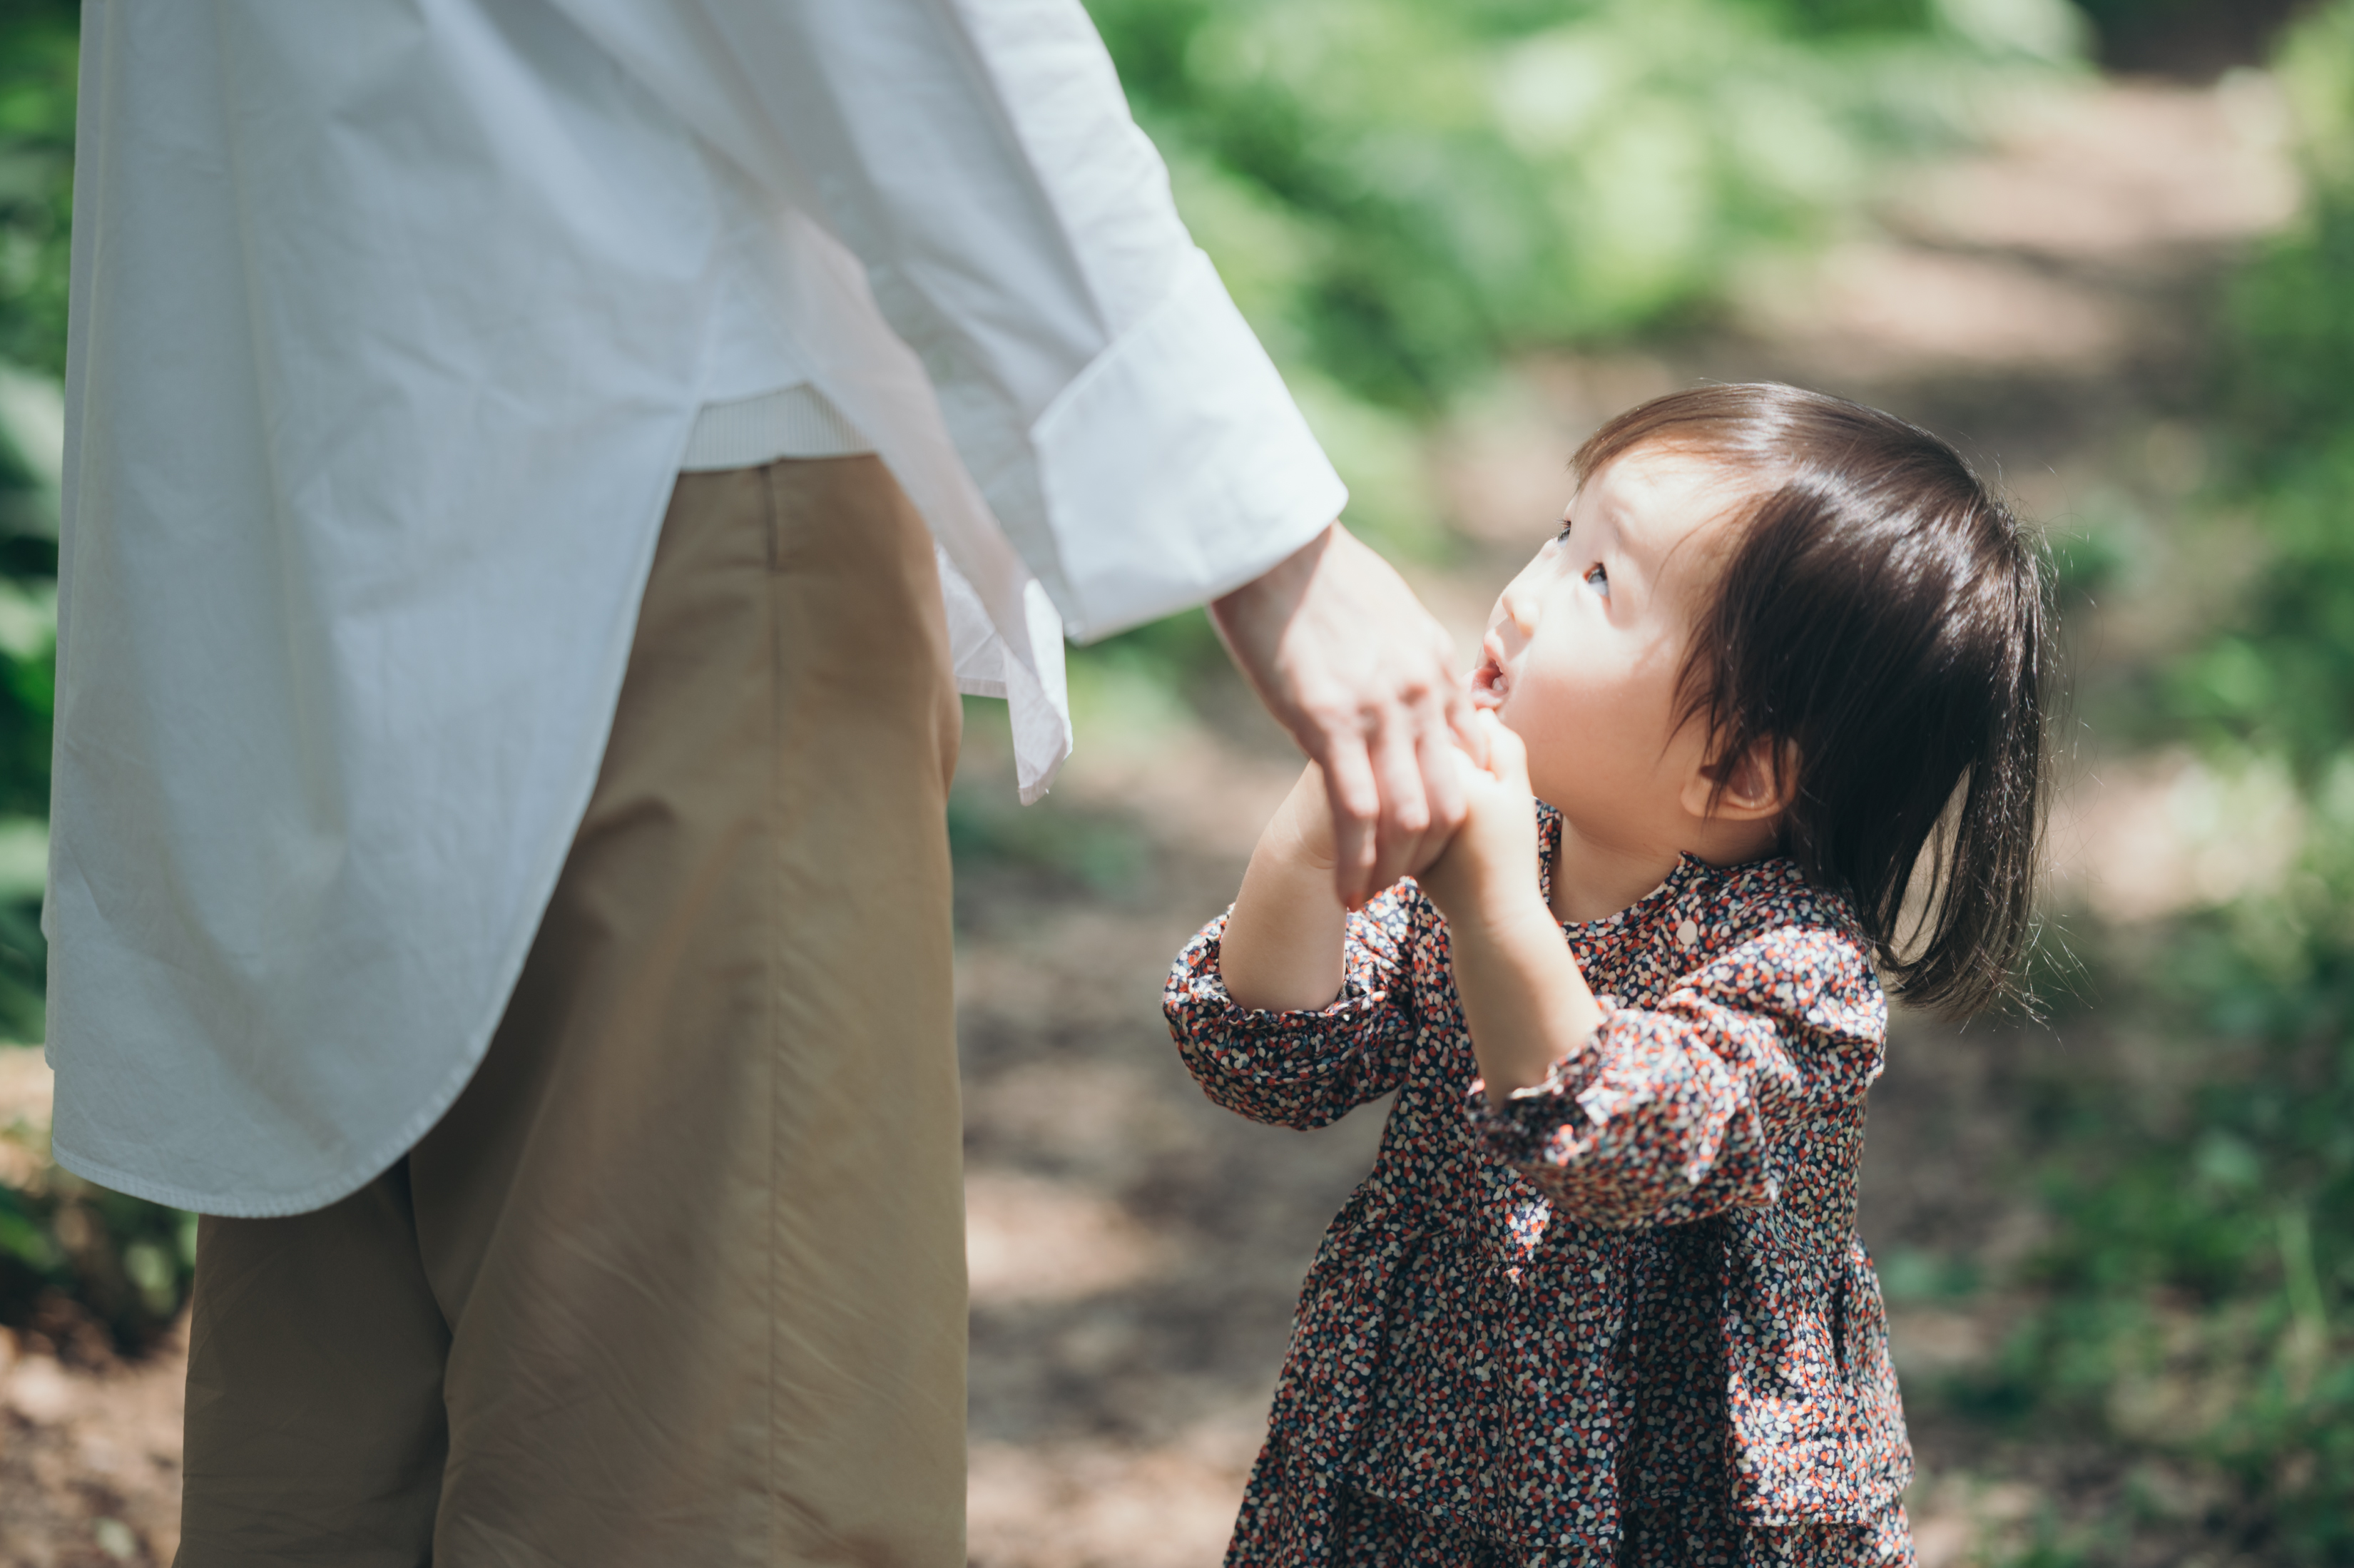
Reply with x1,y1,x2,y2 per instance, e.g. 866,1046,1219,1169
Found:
1446,885,1555,950
1264,770,1340,877
1270,822,1338,879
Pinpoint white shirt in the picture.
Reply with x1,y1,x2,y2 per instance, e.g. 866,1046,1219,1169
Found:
46,0,1345,1216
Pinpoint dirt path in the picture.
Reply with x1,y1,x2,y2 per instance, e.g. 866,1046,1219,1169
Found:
0,71,2296,1568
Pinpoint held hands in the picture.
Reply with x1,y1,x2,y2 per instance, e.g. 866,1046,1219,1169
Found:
1213,524,1482,907
1263,707,1542,925
1238,710,1594,1099
1419,711,1604,1103
1218,714,1525,1017
1416,711,1544,932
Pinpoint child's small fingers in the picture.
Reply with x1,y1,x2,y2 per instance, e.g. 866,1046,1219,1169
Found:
1478,710,1531,786
1447,679,1489,769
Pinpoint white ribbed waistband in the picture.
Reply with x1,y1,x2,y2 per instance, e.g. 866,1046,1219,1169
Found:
682,383,873,470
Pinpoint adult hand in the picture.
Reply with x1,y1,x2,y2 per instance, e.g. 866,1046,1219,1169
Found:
1211,523,1481,907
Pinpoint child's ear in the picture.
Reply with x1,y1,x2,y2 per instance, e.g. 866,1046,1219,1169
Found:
1681,735,1796,823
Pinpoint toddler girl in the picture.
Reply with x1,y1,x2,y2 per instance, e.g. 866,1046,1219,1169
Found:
1164,384,2049,1567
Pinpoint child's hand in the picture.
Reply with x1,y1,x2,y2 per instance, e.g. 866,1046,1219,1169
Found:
1417,712,1601,1100
1219,755,1466,1014
1266,759,1459,902
1416,712,1544,933
1261,763,1341,877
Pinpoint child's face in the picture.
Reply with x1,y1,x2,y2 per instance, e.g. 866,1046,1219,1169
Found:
1470,443,1745,851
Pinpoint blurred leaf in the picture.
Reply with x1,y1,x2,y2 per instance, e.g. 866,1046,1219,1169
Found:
1877,1244,1983,1302
1971,7,2354,1552
1092,0,2079,413
1086,0,2082,695
0,0,76,385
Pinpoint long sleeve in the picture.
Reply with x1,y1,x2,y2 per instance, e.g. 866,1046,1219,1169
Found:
1163,883,1425,1130
1471,920,1886,1228
543,0,1346,642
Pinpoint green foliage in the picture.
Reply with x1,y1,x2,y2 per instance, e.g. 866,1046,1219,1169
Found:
1089,0,2080,413
1074,0,2081,679
2062,0,2214,37
2170,0,2354,924
0,0,74,385
0,1,71,1039
0,2,194,1345
0,1153,198,1355
1970,5,2354,1555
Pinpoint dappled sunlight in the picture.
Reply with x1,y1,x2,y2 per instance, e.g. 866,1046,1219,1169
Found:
950,21,2350,1552
967,1171,1174,1308
4,0,2350,1561
2049,749,2305,923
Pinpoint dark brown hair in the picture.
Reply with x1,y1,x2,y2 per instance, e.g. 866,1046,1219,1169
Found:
1572,383,2051,1018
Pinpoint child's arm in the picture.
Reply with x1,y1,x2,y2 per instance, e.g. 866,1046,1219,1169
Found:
1218,765,1350,1012
1413,716,1606,1103
1472,922,1883,1227
1415,718,1882,1226
1164,762,1430,1129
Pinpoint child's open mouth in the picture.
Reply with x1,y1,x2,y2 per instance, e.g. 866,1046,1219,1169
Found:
1471,650,1509,710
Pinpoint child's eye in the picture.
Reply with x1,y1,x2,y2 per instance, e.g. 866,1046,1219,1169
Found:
1584,563,1609,598
1553,521,1574,545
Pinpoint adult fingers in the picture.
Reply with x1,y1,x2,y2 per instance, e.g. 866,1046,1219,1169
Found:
1362,718,1432,893
1389,723,1467,882
1415,712,1468,839
1318,735,1382,907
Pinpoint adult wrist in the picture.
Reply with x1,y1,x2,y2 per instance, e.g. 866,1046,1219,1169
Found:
1210,521,1335,617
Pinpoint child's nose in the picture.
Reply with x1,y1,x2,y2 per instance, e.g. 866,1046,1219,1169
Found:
1499,580,1539,637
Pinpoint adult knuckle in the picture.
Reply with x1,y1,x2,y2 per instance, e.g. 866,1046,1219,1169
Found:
1385,663,1436,703
1300,693,1361,735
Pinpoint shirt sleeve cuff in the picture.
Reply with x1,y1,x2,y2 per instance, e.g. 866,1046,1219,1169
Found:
1028,248,1347,642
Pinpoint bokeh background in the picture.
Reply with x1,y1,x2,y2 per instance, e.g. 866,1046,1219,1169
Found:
1,0,2350,1562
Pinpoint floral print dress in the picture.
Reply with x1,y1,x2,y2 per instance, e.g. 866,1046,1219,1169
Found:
1163,807,1915,1567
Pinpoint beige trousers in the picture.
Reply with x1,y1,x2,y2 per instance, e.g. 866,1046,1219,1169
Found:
175,458,967,1567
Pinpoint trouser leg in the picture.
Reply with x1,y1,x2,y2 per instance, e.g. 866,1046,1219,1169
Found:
176,1167,450,1566
414,454,966,1565
177,454,967,1566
